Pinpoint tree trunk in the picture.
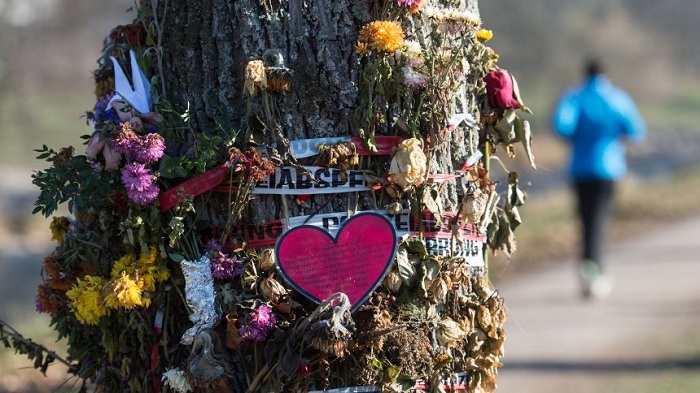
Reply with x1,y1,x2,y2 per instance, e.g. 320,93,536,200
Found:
25,1,523,392
160,0,480,222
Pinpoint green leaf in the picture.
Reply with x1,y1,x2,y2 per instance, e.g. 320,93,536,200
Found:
404,238,428,257
370,356,383,371
386,366,402,382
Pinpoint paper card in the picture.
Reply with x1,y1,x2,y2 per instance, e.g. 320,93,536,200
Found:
275,212,397,311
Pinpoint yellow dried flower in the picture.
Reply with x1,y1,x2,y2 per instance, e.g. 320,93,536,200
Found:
355,41,369,55
95,76,114,97
49,217,70,245
104,272,143,309
358,21,405,53
389,138,427,188
111,254,136,277
66,275,108,325
111,247,169,294
477,29,493,42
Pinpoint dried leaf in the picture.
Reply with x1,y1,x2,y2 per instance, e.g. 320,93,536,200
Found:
462,188,490,224
492,109,517,143
396,248,417,287
422,186,443,227
514,117,536,169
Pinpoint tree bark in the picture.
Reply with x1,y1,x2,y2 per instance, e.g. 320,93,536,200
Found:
160,0,480,222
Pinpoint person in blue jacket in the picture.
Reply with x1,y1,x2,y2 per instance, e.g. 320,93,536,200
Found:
552,57,646,299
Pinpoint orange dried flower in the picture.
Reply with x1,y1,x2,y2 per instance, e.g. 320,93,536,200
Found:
358,21,405,53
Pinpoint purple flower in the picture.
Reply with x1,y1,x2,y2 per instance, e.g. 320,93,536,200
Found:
121,162,159,205
238,304,276,342
205,238,223,253
133,133,165,164
113,123,166,164
94,94,120,124
113,124,140,156
210,251,243,280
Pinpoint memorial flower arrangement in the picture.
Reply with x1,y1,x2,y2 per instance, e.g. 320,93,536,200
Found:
0,2,535,392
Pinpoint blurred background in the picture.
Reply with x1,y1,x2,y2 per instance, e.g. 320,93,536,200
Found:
1,0,699,391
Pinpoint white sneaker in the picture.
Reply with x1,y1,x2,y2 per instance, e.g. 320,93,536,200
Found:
578,260,612,300
588,274,613,299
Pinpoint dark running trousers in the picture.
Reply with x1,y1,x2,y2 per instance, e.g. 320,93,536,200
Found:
574,179,615,270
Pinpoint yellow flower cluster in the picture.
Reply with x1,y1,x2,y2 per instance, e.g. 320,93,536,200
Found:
66,247,170,325
66,275,108,325
49,216,70,245
357,21,405,54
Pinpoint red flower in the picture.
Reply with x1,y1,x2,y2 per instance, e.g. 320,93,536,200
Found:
484,69,521,110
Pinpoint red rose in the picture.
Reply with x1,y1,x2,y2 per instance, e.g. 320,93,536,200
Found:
484,69,521,110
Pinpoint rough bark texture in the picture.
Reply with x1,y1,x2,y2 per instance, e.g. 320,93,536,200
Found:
160,0,479,222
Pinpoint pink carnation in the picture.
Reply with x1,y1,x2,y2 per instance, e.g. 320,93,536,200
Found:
121,162,159,205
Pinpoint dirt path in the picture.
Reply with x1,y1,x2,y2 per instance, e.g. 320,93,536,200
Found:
496,215,700,392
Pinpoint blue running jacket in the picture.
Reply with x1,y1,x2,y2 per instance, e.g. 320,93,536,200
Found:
552,75,646,181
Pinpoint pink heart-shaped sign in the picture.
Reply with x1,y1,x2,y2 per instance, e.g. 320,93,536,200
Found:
275,212,397,311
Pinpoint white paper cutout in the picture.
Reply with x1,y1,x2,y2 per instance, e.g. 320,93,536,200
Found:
107,49,153,114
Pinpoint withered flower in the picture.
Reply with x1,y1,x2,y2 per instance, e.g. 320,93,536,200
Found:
244,59,267,96
389,138,427,188
436,317,466,348
260,275,287,303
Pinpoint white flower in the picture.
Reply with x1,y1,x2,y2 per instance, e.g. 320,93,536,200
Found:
403,40,422,56
402,66,429,88
162,367,193,393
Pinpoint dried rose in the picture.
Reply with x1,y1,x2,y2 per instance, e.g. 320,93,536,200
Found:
382,269,402,293
258,248,276,271
484,69,521,110
260,276,287,303
389,138,427,188
244,60,267,96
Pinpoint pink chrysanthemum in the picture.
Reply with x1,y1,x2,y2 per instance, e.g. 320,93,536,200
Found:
134,133,165,164
113,123,166,164
113,123,140,156
121,162,159,205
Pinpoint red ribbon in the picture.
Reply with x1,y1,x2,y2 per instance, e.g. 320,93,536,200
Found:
159,163,231,211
